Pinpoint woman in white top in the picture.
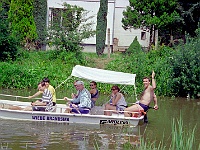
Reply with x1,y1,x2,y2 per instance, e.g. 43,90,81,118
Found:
104,85,127,116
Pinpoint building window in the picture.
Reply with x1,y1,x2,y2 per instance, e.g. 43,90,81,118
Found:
141,32,146,40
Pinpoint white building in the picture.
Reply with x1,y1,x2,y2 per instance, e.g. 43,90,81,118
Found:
47,0,150,52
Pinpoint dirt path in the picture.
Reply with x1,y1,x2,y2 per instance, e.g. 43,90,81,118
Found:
93,57,113,69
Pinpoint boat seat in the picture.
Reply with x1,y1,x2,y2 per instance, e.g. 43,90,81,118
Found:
112,112,124,117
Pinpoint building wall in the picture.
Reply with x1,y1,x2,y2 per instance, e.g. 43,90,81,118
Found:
113,0,150,48
47,0,150,52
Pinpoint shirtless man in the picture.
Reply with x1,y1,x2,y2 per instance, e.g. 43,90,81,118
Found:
124,71,158,117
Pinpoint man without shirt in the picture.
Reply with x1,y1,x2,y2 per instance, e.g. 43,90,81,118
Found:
124,71,158,117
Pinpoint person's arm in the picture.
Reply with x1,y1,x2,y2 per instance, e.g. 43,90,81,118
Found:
64,97,73,101
29,91,42,99
153,93,158,110
71,97,80,104
112,93,121,106
152,71,156,89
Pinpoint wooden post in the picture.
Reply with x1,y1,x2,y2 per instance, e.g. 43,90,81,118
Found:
107,28,110,58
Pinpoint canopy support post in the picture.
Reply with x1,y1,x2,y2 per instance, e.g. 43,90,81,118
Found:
55,76,72,89
133,84,138,102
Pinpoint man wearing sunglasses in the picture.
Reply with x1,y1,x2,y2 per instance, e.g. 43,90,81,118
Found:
64,81,91,114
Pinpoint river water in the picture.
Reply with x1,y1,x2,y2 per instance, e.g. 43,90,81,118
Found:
0,89,200,149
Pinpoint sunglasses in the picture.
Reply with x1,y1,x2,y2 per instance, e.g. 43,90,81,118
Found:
111,89,116,91
90,84,94,86
74,85,77,87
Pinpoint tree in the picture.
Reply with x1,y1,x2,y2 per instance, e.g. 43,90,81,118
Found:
33,0,47,50
0,0,19,61
8,0,37,50
122,0,180,48
47,3,95,52
96,0,108,55
175,0,200,37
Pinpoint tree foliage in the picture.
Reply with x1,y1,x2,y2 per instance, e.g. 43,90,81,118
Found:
47,3,95,52
33,0,47,50
122,0,180,46
122,0,200,46
8,0,37,49
175,0,200,37
96,0,108,55
122,0,179,30
170,29,200,97
0,1,19,61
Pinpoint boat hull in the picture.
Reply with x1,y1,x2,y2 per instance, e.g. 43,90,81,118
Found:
0,100,144,126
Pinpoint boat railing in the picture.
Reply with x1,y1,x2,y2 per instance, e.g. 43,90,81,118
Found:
0,102,66,113
0,93,30,101
0,93,64,101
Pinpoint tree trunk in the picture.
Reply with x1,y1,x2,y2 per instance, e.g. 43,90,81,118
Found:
155,29,158,50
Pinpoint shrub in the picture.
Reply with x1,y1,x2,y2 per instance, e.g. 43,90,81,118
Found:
170,31,200,98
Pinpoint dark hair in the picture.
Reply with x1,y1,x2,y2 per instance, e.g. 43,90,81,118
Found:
90,81,97,85
43,77,50,83
38,81,45,87
111,85,120,92
143,77,150,82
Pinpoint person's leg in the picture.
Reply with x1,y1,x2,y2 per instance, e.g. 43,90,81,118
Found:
23,106,33,111
104,104,116,116
64,107,72,113
1,104,22,110
7,105,22,110
79,107,90,114
124,104,143,117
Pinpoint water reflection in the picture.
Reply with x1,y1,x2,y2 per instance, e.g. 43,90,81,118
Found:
0,89,200,149
0,119,144,150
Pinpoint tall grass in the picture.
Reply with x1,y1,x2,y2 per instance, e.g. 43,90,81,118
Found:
120,116,199,150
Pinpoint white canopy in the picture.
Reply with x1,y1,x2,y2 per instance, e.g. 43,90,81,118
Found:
71,65,136,85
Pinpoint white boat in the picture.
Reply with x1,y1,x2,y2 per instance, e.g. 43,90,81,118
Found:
0,99,144,126
0,65,144,126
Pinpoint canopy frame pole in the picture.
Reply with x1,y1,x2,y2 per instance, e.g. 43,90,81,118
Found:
55,76,72,89
133,84,138,102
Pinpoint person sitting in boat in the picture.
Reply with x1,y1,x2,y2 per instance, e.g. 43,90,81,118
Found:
124,71,158,117
89,81,99,108
64,80,80,105
64,81,91,114
28,77,57,106
24,82,53,111
104,85,127,116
